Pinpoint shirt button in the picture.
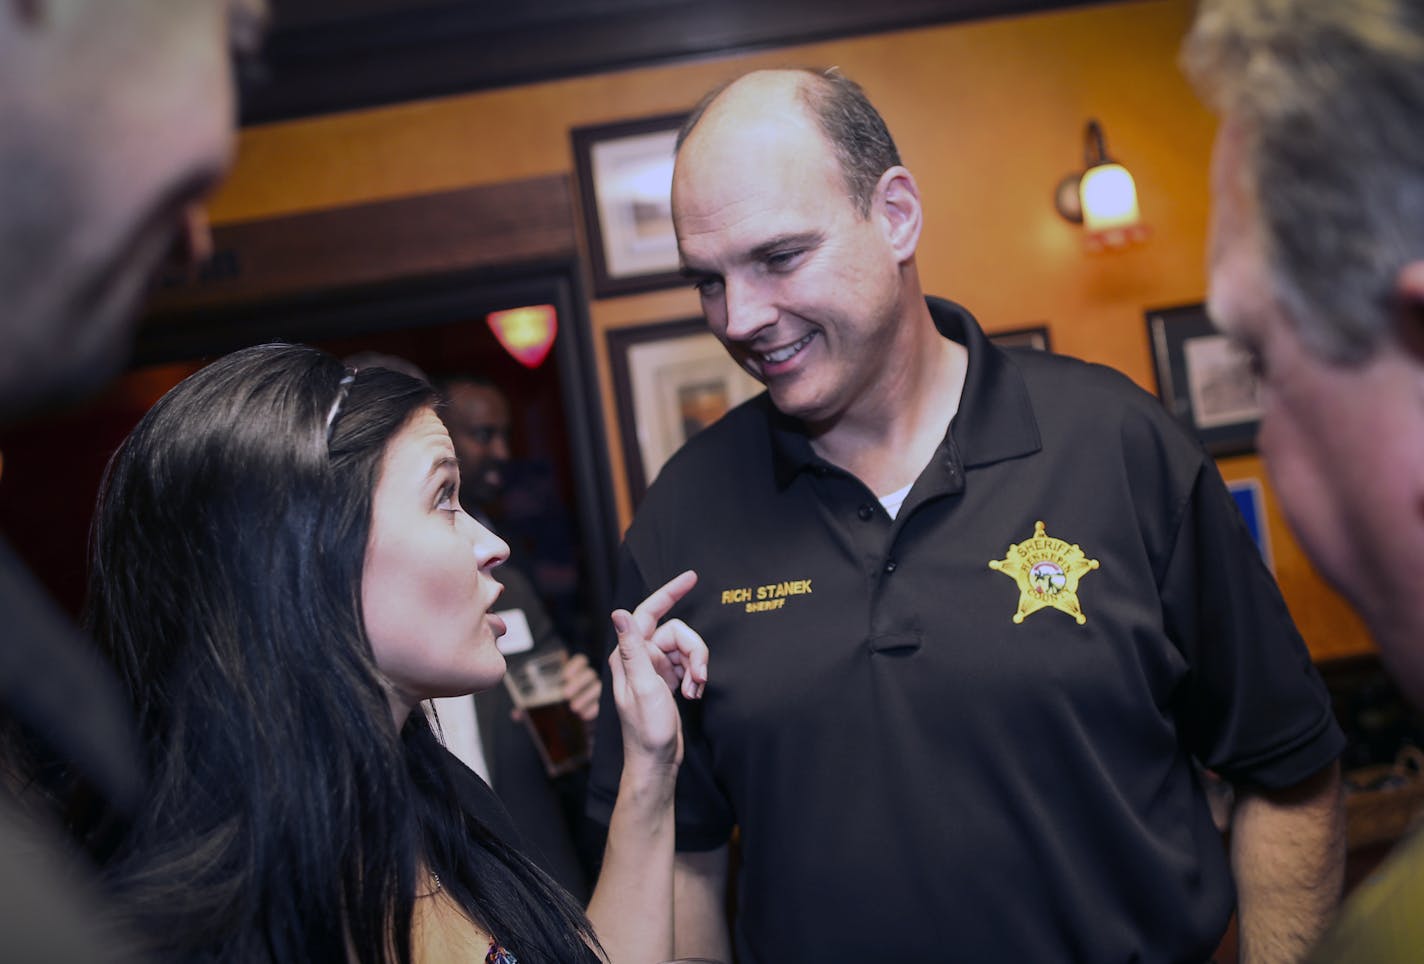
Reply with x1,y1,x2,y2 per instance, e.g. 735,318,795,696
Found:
857,504,874,521
884,560,898,574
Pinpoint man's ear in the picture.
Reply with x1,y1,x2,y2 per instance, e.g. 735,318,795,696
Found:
875,166,923,263
1393,260,1424,364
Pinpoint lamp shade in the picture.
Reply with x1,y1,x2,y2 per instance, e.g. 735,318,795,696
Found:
1055,119,1149,251
487,304,558,368
1079,163,1139,232
1078,161,1148,251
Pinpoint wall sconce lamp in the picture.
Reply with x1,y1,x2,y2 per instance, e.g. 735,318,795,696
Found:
1054,119,1148,252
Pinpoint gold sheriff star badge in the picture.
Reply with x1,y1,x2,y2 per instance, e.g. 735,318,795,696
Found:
988,520,1100,625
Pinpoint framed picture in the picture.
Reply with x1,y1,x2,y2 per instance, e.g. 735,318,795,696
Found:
572,113,689,298
607,317,762,502
1227,477,1274,572
1146,302,1261,456
989,324,1052,351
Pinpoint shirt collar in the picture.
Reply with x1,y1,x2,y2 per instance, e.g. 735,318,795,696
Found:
769,296,1041,487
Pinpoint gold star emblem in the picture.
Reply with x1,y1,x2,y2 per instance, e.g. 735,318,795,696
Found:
988,520,1100,625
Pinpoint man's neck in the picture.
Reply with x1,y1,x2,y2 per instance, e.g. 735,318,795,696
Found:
809,311,968,497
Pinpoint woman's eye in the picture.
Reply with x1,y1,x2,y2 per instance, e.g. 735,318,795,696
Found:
436,483,459,513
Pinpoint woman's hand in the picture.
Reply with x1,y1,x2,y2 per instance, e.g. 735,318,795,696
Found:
608,570,708,769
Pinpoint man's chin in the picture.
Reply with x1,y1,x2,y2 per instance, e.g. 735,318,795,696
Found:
0,351,126,423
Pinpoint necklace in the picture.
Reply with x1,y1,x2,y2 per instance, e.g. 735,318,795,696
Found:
417,871,519,963
417,871,443,900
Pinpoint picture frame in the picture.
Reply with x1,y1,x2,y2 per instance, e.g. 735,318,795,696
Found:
607,317,762,502
571,113,689,298
988,324,1052,351
1146,302,1261,456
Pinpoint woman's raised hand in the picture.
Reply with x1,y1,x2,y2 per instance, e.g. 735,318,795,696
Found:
608,570,708,768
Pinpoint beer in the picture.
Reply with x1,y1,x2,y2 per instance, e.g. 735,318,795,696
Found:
524,697,590,776
503,648,591,777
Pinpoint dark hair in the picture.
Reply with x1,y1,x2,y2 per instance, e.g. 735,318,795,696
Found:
82,344,600,962
678,67,902,216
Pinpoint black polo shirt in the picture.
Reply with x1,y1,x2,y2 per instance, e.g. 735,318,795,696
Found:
589,298,1343,964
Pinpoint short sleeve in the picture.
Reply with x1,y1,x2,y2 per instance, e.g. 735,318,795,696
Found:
1159,460,1345,788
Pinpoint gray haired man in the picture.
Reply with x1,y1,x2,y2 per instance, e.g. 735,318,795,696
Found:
1185,1,1424,959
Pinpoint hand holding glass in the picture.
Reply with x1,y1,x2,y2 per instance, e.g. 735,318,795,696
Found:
503,649,591,777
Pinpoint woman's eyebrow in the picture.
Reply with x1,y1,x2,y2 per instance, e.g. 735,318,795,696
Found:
426,456,459,480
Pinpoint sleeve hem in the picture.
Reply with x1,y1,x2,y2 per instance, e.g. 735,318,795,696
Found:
1213,707,1346,790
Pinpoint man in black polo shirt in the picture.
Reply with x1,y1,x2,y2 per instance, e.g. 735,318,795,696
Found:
1184,2,1424,959
589,67,1347,962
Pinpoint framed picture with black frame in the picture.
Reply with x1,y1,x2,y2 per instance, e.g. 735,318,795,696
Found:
1146,302,1261,456
607,317,761,503
571,112,689,298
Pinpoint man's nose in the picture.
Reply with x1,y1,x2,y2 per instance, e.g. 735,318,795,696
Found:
722,277,776,342
168,204,215,269
491,432,510,461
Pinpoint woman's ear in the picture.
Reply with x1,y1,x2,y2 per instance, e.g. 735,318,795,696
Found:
875,166,923,263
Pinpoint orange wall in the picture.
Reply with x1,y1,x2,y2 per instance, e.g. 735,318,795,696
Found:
210,0,1372,660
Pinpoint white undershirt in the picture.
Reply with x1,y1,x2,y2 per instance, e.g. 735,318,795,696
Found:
879,482,914,520
425,695,491,785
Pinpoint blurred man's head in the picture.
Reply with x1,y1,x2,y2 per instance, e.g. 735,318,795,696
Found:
1185,0,1424,702
0,0,266,418
672,69,924,429
440,377,511,511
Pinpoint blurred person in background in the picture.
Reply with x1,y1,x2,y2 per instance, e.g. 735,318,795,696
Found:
0,0,267,958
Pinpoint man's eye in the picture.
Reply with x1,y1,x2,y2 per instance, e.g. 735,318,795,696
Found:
765,250,802,271
1235,340,1266,379
694,277,724,297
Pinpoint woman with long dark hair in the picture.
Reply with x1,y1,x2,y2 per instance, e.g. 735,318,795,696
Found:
82,343,705,963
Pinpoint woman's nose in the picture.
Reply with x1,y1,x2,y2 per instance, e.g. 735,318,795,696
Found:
470,518,510,571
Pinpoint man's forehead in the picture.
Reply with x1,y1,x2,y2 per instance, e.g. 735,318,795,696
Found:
448,384,507,415
684,83,817,157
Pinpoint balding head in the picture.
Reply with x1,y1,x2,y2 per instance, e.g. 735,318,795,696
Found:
669,68,927,427
677,68,900,218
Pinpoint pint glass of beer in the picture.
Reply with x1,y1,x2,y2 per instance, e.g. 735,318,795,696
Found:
502,648,591,777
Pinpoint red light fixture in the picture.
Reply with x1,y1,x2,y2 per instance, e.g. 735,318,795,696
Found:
487,304,558,368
